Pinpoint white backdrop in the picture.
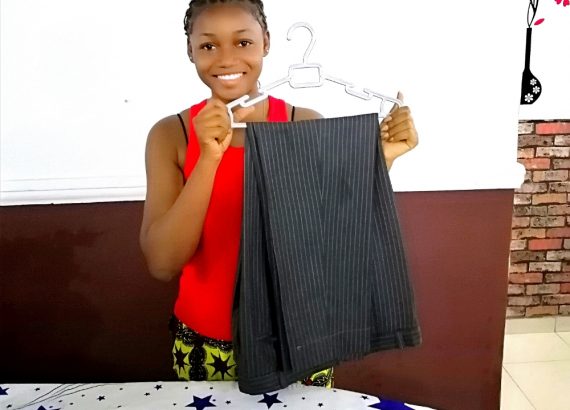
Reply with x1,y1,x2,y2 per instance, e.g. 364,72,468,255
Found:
1,0,536,205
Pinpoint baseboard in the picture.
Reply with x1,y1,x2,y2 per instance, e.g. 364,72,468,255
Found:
505,315,570,334
0,176,146,206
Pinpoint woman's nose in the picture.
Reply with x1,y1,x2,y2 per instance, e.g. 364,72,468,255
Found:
218,46,238,67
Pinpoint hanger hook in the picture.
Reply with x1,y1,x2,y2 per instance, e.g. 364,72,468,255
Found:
287,22,316,65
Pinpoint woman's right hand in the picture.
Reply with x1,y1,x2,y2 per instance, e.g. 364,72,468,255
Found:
193,98,254,163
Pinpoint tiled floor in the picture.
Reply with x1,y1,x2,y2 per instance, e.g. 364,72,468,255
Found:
501,330,570,409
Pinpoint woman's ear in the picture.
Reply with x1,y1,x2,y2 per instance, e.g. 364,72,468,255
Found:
263,31,271,56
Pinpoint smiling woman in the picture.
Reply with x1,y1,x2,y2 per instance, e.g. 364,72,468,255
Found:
0,2,531,409
187,3,269,104
138,0,419,388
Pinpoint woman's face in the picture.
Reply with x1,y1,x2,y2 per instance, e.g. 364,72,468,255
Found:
189,4,269,103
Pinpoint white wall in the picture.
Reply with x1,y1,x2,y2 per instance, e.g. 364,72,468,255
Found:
1,0,554,205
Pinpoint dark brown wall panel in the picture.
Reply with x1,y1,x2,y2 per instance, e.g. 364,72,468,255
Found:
0,202,178,382
334,190,514,410
0,190,514,410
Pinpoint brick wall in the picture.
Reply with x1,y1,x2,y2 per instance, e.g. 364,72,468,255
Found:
508,120,570,318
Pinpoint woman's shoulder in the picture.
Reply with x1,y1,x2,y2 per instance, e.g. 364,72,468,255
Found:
146,109,190,168
149,109,190,138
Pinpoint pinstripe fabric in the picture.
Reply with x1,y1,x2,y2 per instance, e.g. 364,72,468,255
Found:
234,114,421,395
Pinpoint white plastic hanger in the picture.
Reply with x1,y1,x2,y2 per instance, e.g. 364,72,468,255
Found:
226,22,403,128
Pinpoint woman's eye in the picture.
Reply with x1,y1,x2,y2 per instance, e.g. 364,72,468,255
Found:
201,44,215,51
238,40,252,47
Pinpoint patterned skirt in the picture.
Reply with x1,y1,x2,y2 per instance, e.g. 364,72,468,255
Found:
169,316,333,387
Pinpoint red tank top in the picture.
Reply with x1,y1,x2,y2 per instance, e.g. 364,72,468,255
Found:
174,96,289,341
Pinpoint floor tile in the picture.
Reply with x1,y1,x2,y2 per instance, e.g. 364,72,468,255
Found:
504,361,570,410
555,316,570,332
503,333,570,363
505,317,555,334
558,332,570,347
500,369,535,410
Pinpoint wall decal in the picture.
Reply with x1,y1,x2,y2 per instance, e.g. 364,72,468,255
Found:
521,0,569,105
521,0,542,105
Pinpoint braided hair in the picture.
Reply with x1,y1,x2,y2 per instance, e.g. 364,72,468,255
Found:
183,0,268,41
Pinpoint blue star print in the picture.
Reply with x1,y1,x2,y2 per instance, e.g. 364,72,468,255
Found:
186,395,216,410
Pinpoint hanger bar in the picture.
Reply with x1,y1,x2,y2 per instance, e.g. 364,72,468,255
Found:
227,22,402,128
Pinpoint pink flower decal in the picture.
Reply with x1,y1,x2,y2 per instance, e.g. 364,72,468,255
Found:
534,18,545,24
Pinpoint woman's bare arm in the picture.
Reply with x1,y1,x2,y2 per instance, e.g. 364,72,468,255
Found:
139,116,218,281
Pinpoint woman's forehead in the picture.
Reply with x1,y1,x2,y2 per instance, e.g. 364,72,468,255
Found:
192,3,262,35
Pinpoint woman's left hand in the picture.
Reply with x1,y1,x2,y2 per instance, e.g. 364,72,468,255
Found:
380,92,419,170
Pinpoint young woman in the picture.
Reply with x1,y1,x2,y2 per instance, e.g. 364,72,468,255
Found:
140,0,418,386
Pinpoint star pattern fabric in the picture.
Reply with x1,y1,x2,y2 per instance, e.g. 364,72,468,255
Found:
258,392,282,408
368,397,415,410
173,344,189,377
0,382,433,409
207,353,236,381
186,395,216,410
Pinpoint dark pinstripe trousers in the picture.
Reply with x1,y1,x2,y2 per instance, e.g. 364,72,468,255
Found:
233,114,421,394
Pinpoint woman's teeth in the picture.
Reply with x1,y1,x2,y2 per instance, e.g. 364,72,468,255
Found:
217,73,243,81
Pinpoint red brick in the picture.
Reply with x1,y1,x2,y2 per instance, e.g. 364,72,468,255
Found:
518,122,535,135
509,272,543,283
508,296,541,306
509,263,528,273
517,182,548,193
512,228,546,239
529,239,563,250
543,294,570,305
533,171,569,182
511,251,546,263
547,227,570,238
560,305,570,315
518,135,554,147
506,307,526,318
536,122,570,135
547,205,570,215
526,284,560,295
510,240,527,250
512,217,530,228
553,159,570,169
530,216,566,228
550,182,570,193
518,148,535,159
564,239,570,250
518,158,551,170
526,305,559,317
564,262,570,272
529,262,562,272
561,283,570,293
515,194,532,205
532,194,567,205
508,284,525,295
536,147,570,158
545,273,570,282
546,251,570,261
555,135,570,146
